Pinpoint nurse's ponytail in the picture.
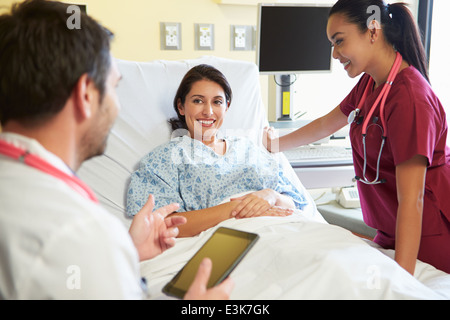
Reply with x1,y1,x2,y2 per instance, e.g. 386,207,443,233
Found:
384,2,429,82
329,0,429,83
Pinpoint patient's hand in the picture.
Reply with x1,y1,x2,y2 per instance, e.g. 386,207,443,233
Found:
129,194,186,261
230,189,294,219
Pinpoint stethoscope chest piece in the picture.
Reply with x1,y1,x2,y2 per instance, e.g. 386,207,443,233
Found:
348,108,360,124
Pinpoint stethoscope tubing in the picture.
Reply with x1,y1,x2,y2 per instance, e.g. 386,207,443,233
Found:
354,52,403,185
361,52,403,136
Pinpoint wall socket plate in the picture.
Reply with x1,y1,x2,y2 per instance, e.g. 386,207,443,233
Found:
230,25,254,51
195,23,214,50
160,22,181,50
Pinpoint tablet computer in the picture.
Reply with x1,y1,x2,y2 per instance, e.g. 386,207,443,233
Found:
162,227,259,299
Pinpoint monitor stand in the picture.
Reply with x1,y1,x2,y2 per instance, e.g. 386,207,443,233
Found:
276,74,294,121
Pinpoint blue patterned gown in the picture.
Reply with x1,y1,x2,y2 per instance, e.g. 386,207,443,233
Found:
126,136,308,217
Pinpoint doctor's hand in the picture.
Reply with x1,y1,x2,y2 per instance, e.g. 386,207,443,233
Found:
129,194,186,262
184,258,234,300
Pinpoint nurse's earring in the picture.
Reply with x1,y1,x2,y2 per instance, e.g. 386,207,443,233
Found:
370,30,376,44
368,20,379,44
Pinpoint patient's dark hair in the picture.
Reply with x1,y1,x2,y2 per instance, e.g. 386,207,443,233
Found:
329,0,429,82
169,64,233,131
0,0,114,126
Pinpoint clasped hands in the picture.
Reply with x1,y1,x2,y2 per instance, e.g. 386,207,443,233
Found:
230,189,294,219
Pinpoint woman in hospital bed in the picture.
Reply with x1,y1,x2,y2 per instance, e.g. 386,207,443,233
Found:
126,64,308,237
127,64,450,299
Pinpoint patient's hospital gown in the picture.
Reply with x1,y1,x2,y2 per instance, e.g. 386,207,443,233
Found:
126,136,307,216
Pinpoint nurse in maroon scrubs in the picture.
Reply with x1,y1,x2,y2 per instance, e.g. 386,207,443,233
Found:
263,0,450,275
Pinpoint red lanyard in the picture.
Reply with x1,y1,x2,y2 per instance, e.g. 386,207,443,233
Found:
0,139,99,203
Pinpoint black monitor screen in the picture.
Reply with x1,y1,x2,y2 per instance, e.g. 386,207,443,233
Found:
257,5,332,74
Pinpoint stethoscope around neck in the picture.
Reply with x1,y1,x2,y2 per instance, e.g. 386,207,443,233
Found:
347,52,403,185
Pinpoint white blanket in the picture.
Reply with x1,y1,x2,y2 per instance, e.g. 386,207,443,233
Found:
140,212,450,300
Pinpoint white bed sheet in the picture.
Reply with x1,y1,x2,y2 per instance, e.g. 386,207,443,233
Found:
141,212,450,300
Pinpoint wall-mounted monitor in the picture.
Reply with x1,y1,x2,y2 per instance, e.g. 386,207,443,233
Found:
257,4,333,75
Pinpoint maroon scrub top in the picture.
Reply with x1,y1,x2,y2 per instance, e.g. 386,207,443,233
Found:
340,66,450,273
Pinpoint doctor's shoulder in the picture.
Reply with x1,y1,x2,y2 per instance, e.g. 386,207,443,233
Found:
0,178,139,299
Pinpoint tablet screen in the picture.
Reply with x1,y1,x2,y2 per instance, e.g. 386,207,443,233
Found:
163,227,259,299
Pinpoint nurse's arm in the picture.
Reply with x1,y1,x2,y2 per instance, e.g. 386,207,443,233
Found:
395,154,428,275
265,105,348,153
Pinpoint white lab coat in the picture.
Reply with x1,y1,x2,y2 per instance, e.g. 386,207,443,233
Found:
0,133,144,299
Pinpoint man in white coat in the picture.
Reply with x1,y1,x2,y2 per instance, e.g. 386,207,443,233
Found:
0,0,233,299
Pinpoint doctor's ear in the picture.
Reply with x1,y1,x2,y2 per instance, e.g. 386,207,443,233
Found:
72,73,99,120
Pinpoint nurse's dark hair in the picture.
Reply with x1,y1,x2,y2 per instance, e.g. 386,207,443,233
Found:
329,0,429,83
169,64,232,131
0,0,113,126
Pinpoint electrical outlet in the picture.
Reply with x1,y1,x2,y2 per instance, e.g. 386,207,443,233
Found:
195,23,214,50
200,27,211,47
166,25,178,47
160,22,181,50
234,27,246,48
231,25,254,51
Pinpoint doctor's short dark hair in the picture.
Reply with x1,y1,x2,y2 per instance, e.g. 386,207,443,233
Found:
0,0,113,126
169,64,233,132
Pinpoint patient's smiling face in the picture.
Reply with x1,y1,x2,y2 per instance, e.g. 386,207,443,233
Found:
177,79,229,145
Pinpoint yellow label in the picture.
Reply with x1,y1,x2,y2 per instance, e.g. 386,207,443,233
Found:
282,92,290,115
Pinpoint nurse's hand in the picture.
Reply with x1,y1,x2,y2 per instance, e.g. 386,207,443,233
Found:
129,194,186,261
262,126,279,153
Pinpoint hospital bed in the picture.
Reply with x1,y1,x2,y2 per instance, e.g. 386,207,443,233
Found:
78,56,450,299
